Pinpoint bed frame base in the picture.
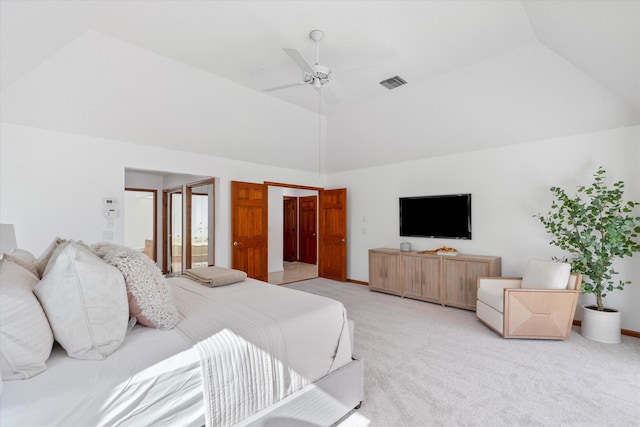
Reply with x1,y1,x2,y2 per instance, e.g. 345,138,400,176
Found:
239,357,364,426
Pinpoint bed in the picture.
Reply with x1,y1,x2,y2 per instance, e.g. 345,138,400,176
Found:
0,238,363,426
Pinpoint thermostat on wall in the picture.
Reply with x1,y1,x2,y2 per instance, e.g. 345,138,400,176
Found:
103,197,117,206
104,207,119,218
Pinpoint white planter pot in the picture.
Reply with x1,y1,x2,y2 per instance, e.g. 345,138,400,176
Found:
580,305,621,344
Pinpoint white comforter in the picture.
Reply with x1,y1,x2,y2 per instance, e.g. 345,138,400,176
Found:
172,277,352,426
0,278,352,426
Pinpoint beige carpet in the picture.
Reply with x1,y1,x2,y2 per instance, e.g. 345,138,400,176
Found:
285,279,640,427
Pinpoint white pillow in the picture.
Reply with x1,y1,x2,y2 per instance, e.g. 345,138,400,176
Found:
36,236,66,277
5,248,39,278
92,242,179,330
34,241,128,360
0,258,54,379
521,259,571,290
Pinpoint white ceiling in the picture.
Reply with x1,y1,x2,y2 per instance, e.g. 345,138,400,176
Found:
1,0,639,173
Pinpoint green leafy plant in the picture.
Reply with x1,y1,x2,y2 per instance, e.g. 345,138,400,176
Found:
535,167,640,311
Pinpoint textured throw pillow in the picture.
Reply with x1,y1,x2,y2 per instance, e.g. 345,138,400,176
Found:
5,248,39,278
35,236,66,277
521,259,571,290
0,258,54,379
34,241,128,360
92,242,179,330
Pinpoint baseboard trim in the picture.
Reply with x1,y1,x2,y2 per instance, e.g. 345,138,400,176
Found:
572,320,640,339
346,279,368,286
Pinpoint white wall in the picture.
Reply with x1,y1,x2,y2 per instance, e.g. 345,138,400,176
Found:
1,122,638,331
268,186,284,274
0,123,324,270
326,126,640,331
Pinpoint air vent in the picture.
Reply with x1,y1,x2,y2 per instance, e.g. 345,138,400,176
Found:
380,75,407,90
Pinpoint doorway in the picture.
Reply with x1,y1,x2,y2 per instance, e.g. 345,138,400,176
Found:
232,181,347,285
267,186,319,285
123,188,157,261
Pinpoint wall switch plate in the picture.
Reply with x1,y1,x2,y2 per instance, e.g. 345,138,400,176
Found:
102,231,114,240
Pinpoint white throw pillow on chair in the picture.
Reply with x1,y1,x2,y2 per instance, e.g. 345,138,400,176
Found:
521,259,571,290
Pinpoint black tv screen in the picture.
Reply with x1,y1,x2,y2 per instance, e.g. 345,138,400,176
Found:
399,194,472,239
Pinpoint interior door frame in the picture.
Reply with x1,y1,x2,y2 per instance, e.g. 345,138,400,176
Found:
162,185,183,274
264,181,345,280
185,178,216,270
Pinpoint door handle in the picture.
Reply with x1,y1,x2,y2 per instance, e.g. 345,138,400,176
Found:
233,241,240,247
341,239,346,243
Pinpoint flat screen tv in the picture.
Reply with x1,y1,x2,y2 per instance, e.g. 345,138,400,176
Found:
399,194,472,239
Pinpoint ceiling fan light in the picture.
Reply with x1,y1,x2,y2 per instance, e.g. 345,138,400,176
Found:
313,78,322,88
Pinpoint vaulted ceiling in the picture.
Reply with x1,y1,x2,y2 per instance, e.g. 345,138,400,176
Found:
1,1,638,173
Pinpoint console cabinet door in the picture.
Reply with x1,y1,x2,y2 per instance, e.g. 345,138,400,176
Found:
369,251,401,295
401,255,422,298
443,259,489,309
402,255,440,302
464,262,489,309
443,260,466,307
420,257,441,302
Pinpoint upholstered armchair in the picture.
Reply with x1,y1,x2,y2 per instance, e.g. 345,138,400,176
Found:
476,260,582,340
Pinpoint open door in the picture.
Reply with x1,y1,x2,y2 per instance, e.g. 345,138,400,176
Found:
318,188,347,281
231,181,268,281
299,195,317,264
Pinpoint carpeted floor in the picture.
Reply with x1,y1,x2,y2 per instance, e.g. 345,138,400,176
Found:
285,279,640,427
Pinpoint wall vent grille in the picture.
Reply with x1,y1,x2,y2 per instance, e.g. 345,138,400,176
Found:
380,75,407,90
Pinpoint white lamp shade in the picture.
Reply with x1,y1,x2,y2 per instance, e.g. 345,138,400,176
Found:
0,224,17,254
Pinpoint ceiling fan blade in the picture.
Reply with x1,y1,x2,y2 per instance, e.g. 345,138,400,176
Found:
264,82,306,92
319,86,340,105
283,48,314,74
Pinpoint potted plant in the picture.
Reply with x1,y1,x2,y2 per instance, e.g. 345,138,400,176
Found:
536,167,640,343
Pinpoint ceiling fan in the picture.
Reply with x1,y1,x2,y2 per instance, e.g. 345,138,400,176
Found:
264,30,339,105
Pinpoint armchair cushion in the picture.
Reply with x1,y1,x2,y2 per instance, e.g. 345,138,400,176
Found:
477,286,505,312
521,259,571,290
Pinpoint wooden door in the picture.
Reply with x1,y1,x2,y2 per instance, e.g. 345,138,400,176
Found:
318,188,347,281
299,195,317,264
283,197,296,262
231,181,268,281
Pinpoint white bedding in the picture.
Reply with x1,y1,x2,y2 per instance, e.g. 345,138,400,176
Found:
0,277,352,426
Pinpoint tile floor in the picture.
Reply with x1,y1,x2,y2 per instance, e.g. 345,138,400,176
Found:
268,261,317,285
